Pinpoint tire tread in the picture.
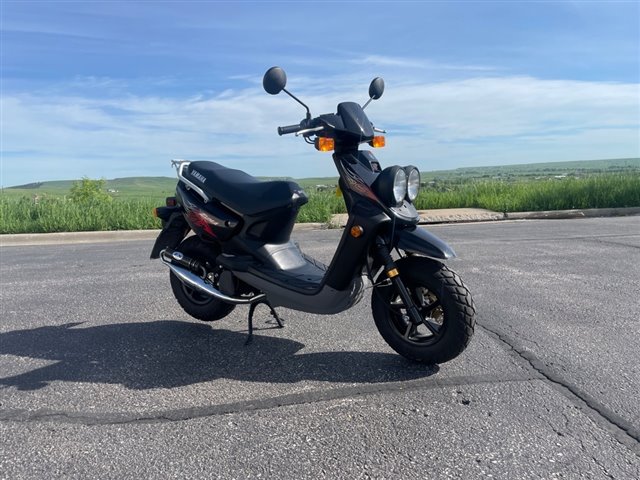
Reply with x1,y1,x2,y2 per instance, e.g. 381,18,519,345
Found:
371,258,475,364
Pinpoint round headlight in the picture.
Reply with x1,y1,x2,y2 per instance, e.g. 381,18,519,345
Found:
373,166,407,207
405,166,420,202
392,168,407,205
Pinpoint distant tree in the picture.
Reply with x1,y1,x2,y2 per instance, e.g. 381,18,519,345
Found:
69,177,112,203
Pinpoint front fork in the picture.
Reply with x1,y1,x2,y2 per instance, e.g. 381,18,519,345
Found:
374,237,424,327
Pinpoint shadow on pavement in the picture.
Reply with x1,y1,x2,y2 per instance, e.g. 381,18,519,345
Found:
0,320,438,390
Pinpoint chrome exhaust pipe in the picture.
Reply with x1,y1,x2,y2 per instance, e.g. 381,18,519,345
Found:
160,251,265,305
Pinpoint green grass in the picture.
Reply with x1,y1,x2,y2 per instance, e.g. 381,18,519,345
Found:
296,191,345,223
423,157,640,182
413,174,640,212
3,177,178,200
2,160,639,234
0,196,162,234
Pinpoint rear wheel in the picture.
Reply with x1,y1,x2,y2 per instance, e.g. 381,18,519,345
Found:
169,236,235,322
371,257,475,364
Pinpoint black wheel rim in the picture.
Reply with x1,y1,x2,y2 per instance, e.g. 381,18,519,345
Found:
180,283,214,305
388,287,445,346
180,260,218,306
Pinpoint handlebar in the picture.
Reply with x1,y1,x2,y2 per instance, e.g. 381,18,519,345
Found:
278,124,302,136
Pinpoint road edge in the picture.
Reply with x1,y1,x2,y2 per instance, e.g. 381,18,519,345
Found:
1,207,638,247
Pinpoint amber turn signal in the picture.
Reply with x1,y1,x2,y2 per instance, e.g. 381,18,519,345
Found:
152,208,159,218
315,137,335,152
350,225,364,238
369,136,385,148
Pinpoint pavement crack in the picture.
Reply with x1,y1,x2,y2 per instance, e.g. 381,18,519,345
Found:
592,455,615,479
586,237,640,250
478,322,640,455
0,373,538,426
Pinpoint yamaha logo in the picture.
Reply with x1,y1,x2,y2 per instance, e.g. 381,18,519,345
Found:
191,169,206,183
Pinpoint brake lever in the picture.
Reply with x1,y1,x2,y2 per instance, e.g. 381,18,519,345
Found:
295,126,325,137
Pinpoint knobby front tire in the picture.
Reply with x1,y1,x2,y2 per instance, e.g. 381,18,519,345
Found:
371,257,475,364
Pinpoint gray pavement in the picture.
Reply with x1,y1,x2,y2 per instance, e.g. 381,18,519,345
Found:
1,217,639,478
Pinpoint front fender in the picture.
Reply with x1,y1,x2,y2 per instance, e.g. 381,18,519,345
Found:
394,226,456,260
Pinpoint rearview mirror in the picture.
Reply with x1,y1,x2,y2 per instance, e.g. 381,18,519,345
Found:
368,77,385,100
263,66,287,95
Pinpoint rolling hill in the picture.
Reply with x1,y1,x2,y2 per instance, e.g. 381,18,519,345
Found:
4,158,638,198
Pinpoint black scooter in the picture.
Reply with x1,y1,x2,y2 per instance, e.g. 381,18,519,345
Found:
151,67,475,364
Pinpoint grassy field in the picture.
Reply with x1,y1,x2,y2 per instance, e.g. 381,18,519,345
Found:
413,173,640,212
3,177,177,200
422,157,640,182
1,158,639,234
0,197,162,234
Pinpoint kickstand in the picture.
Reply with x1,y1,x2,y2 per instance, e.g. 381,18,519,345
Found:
245,300,284,346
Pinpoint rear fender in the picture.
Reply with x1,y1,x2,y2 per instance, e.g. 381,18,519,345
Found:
150,212,190,259
154,205,180,223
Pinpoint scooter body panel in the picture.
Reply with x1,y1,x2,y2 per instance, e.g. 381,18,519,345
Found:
177,184,241,242
394,226,457,260
233,270,366,314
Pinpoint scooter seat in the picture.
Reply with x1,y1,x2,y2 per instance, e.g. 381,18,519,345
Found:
185,161,307,215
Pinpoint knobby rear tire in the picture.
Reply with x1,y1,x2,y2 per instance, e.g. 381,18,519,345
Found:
169,236,235,322
371,256,475,364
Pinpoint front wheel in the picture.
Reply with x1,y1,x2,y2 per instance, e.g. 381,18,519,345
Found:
371,257,475,364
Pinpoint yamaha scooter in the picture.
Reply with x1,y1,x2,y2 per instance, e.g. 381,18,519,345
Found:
151,66,475,364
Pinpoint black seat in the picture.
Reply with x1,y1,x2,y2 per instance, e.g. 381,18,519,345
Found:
184,161,307,216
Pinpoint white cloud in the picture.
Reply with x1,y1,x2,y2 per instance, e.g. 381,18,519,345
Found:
378,77,639,140
355,55,428,69
1,75,638,186
354,54,497,73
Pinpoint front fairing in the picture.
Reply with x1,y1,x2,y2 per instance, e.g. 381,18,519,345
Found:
334,150,419,225
316,102,375,145
336,102,375,140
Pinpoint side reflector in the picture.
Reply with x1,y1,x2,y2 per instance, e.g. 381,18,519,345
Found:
350,225,364,238
315,137,335,152
152,208,159,218
370,136,385,148
387,268,399,278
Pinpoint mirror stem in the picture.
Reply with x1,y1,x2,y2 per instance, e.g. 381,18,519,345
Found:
283,88,311,119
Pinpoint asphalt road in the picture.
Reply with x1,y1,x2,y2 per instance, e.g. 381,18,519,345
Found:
1,217,639,479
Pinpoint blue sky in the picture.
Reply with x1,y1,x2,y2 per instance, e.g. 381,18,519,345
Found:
1,1,639,186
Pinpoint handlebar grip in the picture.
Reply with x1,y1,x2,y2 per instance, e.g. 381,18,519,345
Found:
278,124,301,136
